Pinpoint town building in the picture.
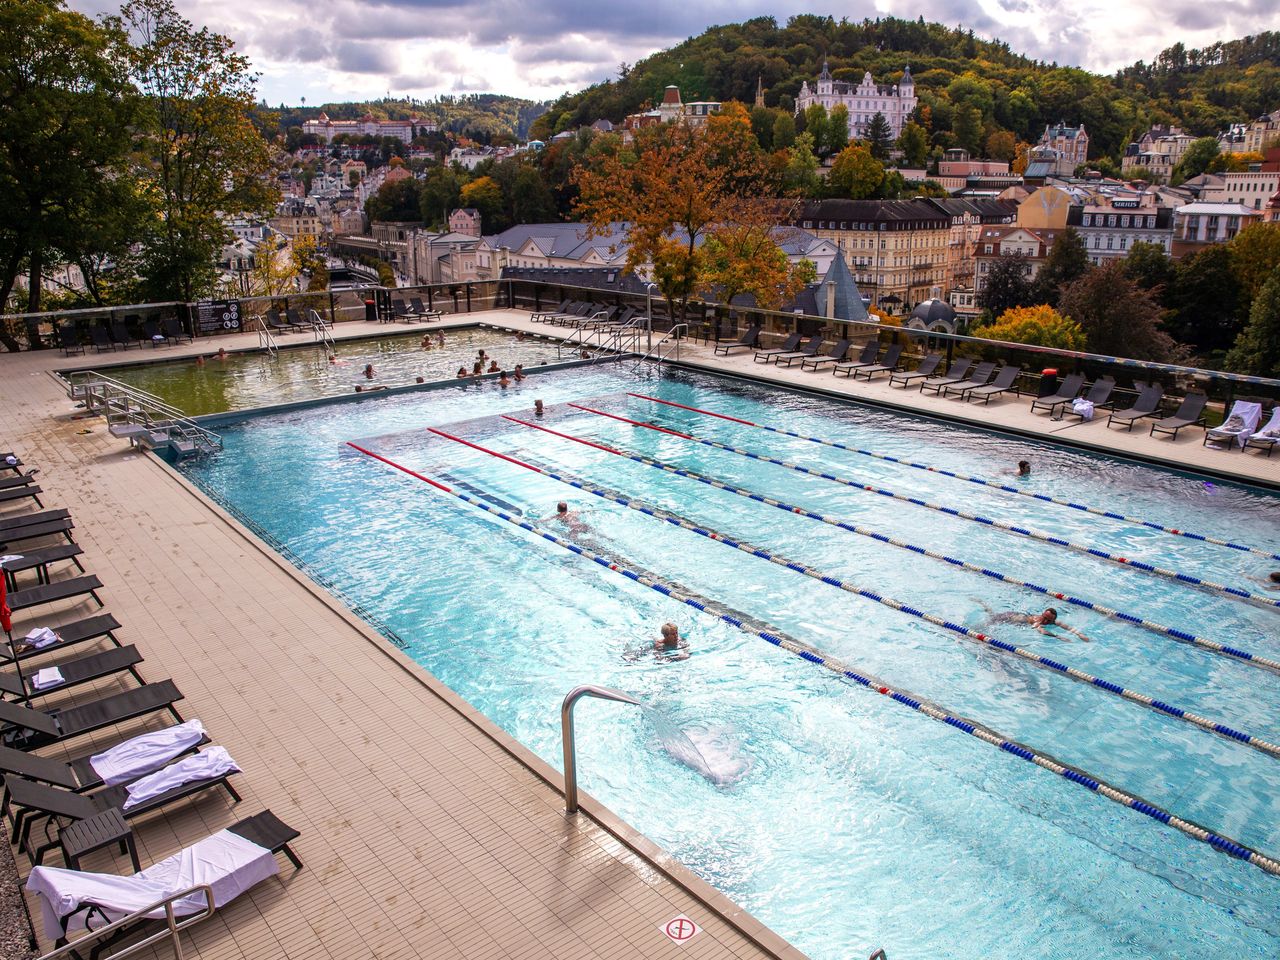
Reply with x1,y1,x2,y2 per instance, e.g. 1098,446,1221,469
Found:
938,149,1011,178
1067,193,1175,264
1172,202,1262,256
789,199,950,312
1016,186,1074,232
268,198,323,239
303,112,436,144
623,87,722,134
1032,122,1089,176
448,208,483,237
1218,123,1250,154
1243,109,1280,154
795,62,916,140
973,225,1057,300
927,198,1018,307
1121,125,1196,182
1202,167,1280,212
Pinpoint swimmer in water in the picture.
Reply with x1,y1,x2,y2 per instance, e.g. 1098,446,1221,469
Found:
977,601,1091,641
513,364,526,382
1259,572,1280,591
487,360,500,373
437,331,445,347
421,334,432,350
215,347,228,361
194,355,206,366
363,363,375,380
1014,460,1031,477
653,622,689,661
534,398,545,417
548,501,589,536
498,371,510,388
456,367,468,379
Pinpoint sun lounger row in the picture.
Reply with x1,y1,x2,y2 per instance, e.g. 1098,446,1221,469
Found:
64,317,192,356
392,297,445,322
0,453,302,954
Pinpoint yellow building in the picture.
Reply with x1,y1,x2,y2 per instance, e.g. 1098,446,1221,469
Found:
1016,186,1073,232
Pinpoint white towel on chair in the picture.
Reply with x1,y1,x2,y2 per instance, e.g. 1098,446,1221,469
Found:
90,719,206,786
122,746,238,810
1071,398,1094,421
23,627,59,650
31,668,63,690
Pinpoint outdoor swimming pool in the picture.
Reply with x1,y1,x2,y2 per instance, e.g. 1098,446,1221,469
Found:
179,362,1280,960
95,327,563,415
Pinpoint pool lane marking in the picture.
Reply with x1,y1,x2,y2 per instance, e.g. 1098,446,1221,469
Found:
628,393,1280,564
344,439,1280,879
567,403,1280,614
428,424,1280,763
501,416,1280,677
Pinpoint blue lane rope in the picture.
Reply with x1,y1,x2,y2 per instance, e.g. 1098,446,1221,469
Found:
345,439,1280,879
569,403,1280,614
629,393,1280,564
427,424,1280,763
502,415,1280,677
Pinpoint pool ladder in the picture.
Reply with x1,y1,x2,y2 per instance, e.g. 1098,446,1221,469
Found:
632,324,687,371
65,370,222,458
309,308,337,354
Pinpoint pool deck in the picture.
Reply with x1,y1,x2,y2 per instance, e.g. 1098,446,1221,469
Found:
1,320,807,959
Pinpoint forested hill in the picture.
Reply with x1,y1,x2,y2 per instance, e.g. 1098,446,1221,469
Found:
276,94,549,141
531,15,1280,160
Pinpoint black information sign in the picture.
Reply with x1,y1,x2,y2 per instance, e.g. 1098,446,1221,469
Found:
196,299,242,335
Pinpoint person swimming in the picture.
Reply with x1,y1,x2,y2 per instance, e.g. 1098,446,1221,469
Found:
513,364,526,382
487,360,500,373
215,347,228,361
534,398,545,417
653,622,689,661
1015,460,1031,477
978,601,1091,641
498,371,510,388
548,501,589,536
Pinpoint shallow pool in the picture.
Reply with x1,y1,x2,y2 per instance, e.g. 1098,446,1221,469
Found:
94,327,563,415
180,363,1280,960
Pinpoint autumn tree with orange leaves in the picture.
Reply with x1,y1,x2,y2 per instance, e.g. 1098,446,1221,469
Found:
573,102,809,323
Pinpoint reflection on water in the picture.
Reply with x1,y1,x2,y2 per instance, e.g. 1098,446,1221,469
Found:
101,327,564,415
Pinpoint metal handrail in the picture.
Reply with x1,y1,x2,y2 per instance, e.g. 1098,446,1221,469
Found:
560,685,641,814
256,318,278,358
36,884,215,960
633,324,688,370
308,309,338,354
67,371,222,455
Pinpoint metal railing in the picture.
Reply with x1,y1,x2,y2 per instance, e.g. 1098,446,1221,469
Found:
66,370,222,457
560,685,640,814
309,309,338,354
256,319,279,358
36,884,215,960
633,324,688,371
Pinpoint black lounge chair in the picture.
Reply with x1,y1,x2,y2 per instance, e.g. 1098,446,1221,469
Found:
540,301,587,325
801,338,853,371
1,612,121,665
55,324,84,357
1106,385,1164,431
0,518,76,551
0,484,42,509
0,644,143,702
940,361,997,398
754,332,802,363
927,359,987,397
1062,377,1117,422
774,336,825,368
1030,373,1086,416
1149,392,1208,439
0,509,71,534
0,679,183,751
962,365,1023,404
5,575,104,614
410,297,443,321
141,320,168,347
713,325,763,356
531,299,571,322
8,762,242,866
285,308,311,331
263,309,294,335
108,322,136,349
888,354,942,388
851,344,904,381
916,357,973,394
392,298,419,321
0,454,24,475
89,326,114,353
162,316,192,344
1,543,85,591
0,472,37,491
40,810,302,954
832,341,881,377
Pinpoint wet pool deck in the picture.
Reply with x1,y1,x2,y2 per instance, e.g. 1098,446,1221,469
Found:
3,307,1275,959
2,317,805,959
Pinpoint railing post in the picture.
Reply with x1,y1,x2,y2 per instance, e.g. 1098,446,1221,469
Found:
560,685,640,814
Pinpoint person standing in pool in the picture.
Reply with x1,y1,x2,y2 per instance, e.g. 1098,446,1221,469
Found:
364,363,375,380
978,601,1091,641
514,364,526,382
654,623,689,661
1014,461,1031,477
437,330,445,346
498,371,510,388
534,399,545,417
456,367,468,379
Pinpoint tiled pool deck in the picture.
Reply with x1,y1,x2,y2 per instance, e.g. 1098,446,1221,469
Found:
2,308,1275,959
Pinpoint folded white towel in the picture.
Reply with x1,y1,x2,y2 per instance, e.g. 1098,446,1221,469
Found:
3,456,16,466
1072,398,1094,421
31,667,63,690
23,627,59,650
90,719,206,786
122,746,239,810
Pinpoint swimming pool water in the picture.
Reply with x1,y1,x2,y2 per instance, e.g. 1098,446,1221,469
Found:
180,364,1280,960
97,327,563,415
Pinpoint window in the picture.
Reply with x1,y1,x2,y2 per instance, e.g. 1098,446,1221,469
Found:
1107,215,1116,227
1106,237,1113,249
1083,214,1092,226
984,244,992,254
1120,215,1130,228
1120,237,1127,249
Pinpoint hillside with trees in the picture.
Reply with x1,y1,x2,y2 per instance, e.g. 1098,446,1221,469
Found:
277,94,548,144
532,16,1278,165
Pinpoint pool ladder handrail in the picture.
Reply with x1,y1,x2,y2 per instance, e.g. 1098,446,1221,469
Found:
308,308,338,354
256,316,278,358
632,324,687,371
560,685,641,814
553,309,613,359
66,370,223,457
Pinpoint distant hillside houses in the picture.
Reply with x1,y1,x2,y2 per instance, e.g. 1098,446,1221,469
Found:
303,111,439,143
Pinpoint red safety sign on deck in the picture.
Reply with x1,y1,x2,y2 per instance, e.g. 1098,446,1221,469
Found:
660,915,701,944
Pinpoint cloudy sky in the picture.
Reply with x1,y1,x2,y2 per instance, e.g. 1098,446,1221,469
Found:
70,0,1276,106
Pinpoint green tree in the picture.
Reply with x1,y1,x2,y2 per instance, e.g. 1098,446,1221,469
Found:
826,104,850,156
1227,222,1280,303
802,103,828,156
459,176,503,231
418,167,464,228
1032,228,1090,306
772,112,796,150
120,0,276,303
1166,244,1241,355
896,121,929,168
978,254,1036,317
1059,260,1180,361
783,132,820,196
866,112,893,161
750,106,774,150
0,0,139,331
828,144,884,199
1171,136,1219,184
974,305,1087,350
984,130,1017,163
953,104,983,155
1224,266,1280,377
1124,241,1175,295
365,178,423,223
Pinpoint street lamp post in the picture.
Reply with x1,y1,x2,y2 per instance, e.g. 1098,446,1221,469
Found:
644,281,658,353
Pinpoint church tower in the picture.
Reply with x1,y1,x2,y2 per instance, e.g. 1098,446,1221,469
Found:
755,75,765,108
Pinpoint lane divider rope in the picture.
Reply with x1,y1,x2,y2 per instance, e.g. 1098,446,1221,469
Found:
427,423,1280,763
502,415,1280,676
344,438,1280,879
628,392,1280,563
568,403,1280,613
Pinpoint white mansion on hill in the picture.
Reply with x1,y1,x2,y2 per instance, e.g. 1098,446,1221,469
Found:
795,62,917,139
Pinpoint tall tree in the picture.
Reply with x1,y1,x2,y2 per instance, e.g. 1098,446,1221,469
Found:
782,132,820,196
1058,260,1180,361
977,254,1036,317
896,121,929,168
1224,266,1280,377
865,112,893,161
826,104,850,156
1032,228,1090,306
1165,244,1242,355
365,178,423,223
1227,222,1280,304
802,103,828,156
698,220,815,310
1123,240,1175,295
984,130,1017,162
953,105,983,155
119,0,276,303
828,144,884,199
0,0,138,333
772,111,796,149
974,305,1087,350
1171,136,1219,184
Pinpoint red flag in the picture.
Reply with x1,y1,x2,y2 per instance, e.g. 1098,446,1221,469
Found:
0,571,10,634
